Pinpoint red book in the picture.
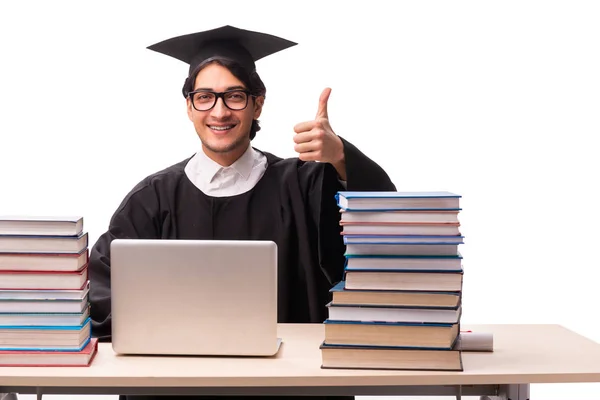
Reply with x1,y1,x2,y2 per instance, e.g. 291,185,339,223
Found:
0,337,98,366
0,264,88,290
0,249,89,272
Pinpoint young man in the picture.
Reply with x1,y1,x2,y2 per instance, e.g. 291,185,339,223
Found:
88,25,396,400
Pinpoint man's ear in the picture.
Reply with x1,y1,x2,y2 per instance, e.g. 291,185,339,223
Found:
186,97,194,121
253,96,265,119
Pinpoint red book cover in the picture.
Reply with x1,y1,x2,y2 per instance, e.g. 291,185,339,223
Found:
0,249,89,272
0,264,88,290
0,337,98,367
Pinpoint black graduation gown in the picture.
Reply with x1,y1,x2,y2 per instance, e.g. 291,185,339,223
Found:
88,137,396,400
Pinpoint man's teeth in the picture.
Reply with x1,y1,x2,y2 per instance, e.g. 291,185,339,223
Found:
209,125,234,131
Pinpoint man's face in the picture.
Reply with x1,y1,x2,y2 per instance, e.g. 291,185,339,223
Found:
187,63,263,165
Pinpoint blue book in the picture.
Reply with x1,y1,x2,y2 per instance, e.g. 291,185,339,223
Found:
335,191,461,211
345,242,461,256
0,317,91,351
344,254,463,272
0,305,90,326
343,235,465,245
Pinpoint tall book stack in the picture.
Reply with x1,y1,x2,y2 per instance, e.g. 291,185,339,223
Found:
320,191,465,371
0,216,98,366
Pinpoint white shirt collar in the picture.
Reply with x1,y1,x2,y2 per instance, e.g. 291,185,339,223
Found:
194,143,256,183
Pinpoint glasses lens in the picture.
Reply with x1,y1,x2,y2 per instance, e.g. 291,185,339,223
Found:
192,92,216,111
223,91,248,110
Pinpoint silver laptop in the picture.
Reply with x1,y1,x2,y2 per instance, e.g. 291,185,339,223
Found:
110,239,281,356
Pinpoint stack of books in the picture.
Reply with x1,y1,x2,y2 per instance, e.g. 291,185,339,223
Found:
0,216,98,366
320,191,465,371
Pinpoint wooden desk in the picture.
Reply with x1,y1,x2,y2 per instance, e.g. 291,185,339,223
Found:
2,324,600,400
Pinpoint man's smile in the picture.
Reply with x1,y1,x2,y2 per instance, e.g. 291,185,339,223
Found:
207,124,236,134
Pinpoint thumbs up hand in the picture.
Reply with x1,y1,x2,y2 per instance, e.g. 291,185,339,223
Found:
293,88,345,175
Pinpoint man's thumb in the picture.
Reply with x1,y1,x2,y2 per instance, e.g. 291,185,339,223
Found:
316,87,331,119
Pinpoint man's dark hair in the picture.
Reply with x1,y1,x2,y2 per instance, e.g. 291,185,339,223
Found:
182,58,266,140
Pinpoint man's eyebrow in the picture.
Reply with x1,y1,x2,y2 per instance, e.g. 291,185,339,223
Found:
193,85,248,91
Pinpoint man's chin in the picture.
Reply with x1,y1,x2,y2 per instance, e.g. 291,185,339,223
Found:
202,137,247,155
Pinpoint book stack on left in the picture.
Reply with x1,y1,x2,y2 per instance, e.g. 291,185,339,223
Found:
320,191,465,371
0,216,98,367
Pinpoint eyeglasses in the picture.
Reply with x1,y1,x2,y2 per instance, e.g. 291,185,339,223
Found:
188,89,255,111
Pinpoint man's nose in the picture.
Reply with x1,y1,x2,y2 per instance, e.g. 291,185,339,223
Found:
210,98,231,118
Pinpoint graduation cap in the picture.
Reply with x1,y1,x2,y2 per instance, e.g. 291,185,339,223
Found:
147,25,297,75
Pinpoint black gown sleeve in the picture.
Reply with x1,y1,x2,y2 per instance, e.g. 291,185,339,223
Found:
89,184,160,342
340,137,396,192
304,136,397,287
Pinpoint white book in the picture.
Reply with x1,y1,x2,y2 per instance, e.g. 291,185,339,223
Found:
344,270,463,291
0,319,91,350
327,303,461,324
0,306,90,326
0,250,88,271
341,224,461,236
340,210,460,224
345,243,460,256
345,255,463,271
0,281,89,300
0,295,89,313
0,232,88,253
0,216,83,236
343,235,464,244
0,267,88,290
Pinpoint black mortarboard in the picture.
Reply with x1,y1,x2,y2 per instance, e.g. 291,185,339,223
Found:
147,25,297,75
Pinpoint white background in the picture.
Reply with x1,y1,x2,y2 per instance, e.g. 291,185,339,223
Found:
1,1,599,399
